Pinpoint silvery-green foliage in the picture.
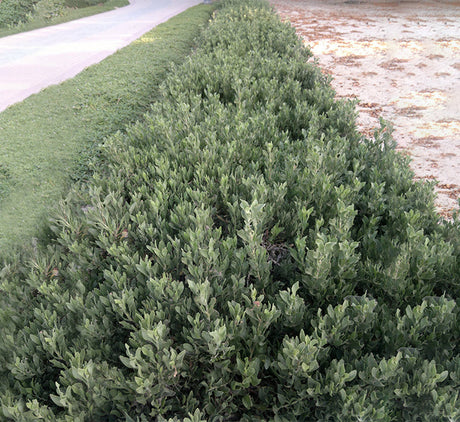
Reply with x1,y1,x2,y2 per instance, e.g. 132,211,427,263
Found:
0,0,459,420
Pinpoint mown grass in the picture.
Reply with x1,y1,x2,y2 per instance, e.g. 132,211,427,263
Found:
0,3,215,252
0,0,129,39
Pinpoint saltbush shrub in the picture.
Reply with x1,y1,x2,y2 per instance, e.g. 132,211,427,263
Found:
0,0,459,420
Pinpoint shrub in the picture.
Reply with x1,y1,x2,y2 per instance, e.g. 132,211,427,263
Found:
0,0,39,27
0,0,109,28
33,0,66,20
0,0,459,420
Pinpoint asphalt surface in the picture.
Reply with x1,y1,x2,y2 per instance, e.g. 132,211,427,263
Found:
0,0,202,112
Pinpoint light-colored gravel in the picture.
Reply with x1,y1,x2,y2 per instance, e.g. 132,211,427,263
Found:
269,0,460,217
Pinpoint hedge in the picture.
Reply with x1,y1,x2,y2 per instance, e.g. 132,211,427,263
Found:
0,0,459,420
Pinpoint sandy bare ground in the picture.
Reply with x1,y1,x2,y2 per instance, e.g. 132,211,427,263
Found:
269,0,460,217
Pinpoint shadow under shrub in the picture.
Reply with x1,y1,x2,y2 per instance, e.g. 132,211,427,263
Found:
0,0,459,420
64,0,109,7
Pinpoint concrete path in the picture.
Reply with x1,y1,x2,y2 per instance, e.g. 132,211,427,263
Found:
0,0,202,112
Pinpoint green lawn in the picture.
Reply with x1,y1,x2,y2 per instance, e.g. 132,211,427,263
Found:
0,0,129,39
0,3,215,253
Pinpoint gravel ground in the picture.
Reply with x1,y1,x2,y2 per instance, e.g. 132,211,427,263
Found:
269,0,460,217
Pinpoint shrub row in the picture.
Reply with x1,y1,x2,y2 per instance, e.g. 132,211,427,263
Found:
0,0,459,420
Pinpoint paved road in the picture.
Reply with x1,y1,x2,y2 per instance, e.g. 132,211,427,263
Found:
0,0,202,112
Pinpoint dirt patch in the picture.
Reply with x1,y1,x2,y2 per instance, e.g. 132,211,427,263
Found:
269,0,460,216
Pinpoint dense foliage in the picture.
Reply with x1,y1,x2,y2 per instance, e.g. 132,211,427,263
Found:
1,0,459,420
0,0,109,26
0,0,39,26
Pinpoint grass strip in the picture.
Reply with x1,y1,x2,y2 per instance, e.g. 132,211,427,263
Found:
0,3,215,252
0,0,129,39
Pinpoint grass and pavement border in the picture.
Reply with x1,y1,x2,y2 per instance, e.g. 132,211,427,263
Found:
0,3,216,252
0,0,129,39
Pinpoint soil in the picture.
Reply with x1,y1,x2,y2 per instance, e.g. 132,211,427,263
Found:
269,0,460,217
